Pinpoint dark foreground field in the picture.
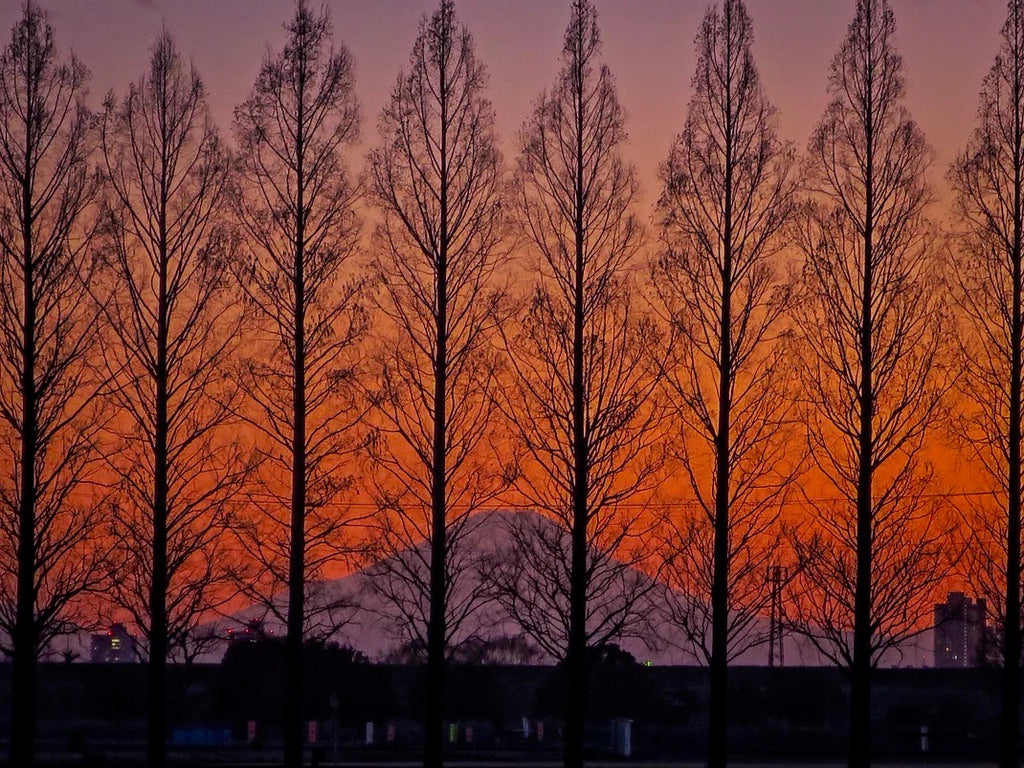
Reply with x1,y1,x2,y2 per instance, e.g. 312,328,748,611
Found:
7,761,1010,768
0,657,1009,766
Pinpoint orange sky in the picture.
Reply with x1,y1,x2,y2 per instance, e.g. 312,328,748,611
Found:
4,0,1003,640
4,0,996,509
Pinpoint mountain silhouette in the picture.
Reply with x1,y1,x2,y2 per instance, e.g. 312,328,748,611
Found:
219,508,866,666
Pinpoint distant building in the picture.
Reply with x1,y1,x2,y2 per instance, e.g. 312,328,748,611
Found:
227,619,269,644
934,591,986,668
90,623,138,663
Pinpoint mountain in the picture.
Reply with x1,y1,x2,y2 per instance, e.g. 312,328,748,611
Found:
218,508,872,667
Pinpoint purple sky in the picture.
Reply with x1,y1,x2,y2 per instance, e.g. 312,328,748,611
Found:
0,0,1008,205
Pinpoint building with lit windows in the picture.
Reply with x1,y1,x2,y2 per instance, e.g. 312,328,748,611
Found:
90,623,138,663
934,591,986,668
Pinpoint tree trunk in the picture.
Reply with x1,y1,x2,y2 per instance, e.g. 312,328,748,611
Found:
424,265,447,768
849,478,873,768
565,34,589,766
284,275,307,768
285,57,309,768
148,437,168,768
1001,63,1023,766
709,7,734,764
284,328,306,768
708,210,733,768
849,9,876,766
849,268,874,768
850,85,875,768
564,261,589,768
1003,241,1022,768
11,173,37,768
148,123,173,766
424,43,450,767
148,219,171,768
565,522,587,768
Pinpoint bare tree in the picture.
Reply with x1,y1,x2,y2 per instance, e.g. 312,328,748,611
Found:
97,32,242,768
652,2,797,764
498,3,665,767
366,3,510,766
230,4,366,765
0,4,106,764
790,2,947,765
948,2,1024,764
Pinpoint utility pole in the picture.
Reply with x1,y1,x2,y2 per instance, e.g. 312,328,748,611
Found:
767,564,787,668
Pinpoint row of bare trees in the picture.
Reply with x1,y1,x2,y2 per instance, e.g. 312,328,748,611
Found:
1,1,1024,768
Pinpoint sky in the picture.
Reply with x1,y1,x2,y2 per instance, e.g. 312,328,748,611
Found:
0,0,1011,210
1,0,994,635
0,0,1001,504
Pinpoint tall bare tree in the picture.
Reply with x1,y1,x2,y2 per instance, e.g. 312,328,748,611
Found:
231,4,366,766
98,32,241,768
653,1,797,764
367,3,510,766
0,4,105,764
502,3,664,766
791,1,946,765
949,2,1024,764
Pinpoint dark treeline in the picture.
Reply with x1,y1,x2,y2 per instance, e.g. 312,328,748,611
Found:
0,2,1020,768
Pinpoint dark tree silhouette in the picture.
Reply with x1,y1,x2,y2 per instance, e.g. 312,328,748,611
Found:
231,5,366,766
653,2,797,764
0,5,106,764
366,3,510,767
448,631,543,665
97,32,243,768
790,2,947,765
502,3,665,767
949,2,1024,764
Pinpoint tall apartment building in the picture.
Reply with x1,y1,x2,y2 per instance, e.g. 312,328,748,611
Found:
934,591,986,668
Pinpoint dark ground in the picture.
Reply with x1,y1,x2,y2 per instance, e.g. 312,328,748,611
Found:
0,655,1009,765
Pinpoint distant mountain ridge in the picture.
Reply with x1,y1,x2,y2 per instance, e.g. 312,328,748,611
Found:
221,508,902,667
67,508,932,667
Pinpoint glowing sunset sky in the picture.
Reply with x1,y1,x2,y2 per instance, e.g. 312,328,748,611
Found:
0,0,1008,207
